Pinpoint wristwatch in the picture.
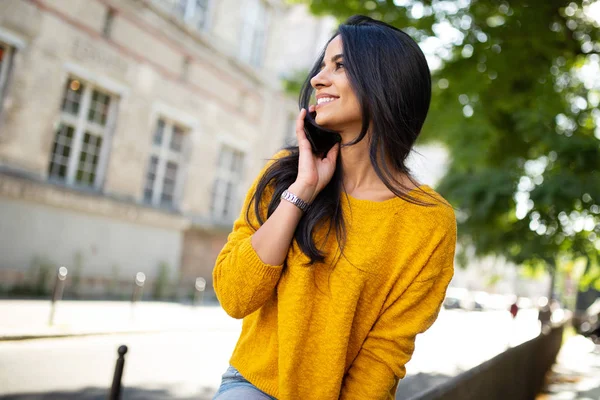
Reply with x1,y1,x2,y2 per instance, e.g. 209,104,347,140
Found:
281,190,310,213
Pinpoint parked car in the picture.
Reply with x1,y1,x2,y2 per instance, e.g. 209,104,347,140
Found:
443,295,461,310
443,288,486,311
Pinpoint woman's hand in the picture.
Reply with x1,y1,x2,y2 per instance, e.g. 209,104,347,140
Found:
289,107,340,203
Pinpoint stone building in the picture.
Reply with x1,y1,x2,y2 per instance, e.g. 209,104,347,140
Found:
0,0,335,298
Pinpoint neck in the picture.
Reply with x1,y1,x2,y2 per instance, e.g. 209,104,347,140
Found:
337,129,417,197
339,134,382,194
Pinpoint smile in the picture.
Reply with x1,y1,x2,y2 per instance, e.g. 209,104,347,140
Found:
316,97,338,108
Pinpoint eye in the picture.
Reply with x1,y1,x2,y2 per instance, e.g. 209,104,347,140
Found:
335,62,344,70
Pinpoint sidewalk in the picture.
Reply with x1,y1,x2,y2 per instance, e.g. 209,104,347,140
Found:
0,299,237,340
537,334,600,399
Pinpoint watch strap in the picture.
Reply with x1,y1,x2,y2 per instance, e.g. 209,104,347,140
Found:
281,190,310,212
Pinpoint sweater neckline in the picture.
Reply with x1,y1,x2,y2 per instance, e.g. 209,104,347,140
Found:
343,185,432,210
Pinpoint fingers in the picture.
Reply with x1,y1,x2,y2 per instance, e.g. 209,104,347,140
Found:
295,108,306,140
295,108,306,132
308,104,316,113
295,108,312,151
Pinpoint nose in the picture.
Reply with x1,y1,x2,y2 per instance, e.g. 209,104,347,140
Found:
310,68,331,89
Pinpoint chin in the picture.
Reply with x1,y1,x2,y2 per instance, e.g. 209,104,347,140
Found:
315,108,360,131
315,113,336,129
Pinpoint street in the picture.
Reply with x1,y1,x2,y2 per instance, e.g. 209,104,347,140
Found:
0,308,540,399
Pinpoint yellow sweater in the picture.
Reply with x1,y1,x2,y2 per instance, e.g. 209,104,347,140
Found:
213,154,456,400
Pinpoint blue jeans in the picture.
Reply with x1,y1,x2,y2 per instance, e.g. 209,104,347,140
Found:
213,366,277,400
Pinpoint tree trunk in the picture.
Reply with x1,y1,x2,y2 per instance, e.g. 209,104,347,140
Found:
548,265,556,300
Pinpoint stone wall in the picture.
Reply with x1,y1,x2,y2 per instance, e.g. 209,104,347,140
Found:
0,0,330,297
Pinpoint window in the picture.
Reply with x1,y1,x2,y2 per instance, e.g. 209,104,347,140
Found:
154,0,211,31
47,77,117,188
211,146,245,222
0,42,14,115
143,118,188,208
239,0,268,67
177,0,210,31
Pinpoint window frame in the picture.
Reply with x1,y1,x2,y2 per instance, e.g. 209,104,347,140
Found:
239,0,270,68
211,145,245,223
142,117,189,209
47,76,119,190
180,0,212,32
153,0,213,32
0,42,14,117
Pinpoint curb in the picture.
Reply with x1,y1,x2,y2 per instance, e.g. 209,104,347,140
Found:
0,324,230,342
0,328,176,342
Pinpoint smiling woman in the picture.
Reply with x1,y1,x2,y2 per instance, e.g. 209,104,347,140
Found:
311,41,361,131
212,15,456,400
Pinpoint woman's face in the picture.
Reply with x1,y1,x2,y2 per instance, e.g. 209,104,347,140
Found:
310,36,362,134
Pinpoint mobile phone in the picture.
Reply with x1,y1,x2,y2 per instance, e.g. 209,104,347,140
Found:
303,110,341,155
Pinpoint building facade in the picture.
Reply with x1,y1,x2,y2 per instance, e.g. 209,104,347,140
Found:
0,0,335,299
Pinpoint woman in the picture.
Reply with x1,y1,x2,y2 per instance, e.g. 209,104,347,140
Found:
212,15,456,400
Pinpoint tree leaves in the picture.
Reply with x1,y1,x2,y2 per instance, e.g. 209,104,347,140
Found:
293,0,600,278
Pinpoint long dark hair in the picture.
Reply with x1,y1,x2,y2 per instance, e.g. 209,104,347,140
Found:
247,15,433,265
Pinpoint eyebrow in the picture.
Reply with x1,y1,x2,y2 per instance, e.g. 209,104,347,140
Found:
319,53,344,69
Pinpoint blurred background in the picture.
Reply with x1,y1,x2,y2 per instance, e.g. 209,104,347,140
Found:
0,0,598,399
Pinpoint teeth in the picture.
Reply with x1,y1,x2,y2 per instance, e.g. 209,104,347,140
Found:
317,97,337,105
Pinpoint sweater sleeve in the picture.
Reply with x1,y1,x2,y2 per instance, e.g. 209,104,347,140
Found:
340,218,456,400
212,151,288,319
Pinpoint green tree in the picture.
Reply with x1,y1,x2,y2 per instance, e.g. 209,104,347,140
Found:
291,0,600,284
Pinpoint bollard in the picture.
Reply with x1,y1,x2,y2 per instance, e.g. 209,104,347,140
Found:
109,345,128,400
48,266,68,326
131,272,146,303
130,272,145,321
193,277,206,307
